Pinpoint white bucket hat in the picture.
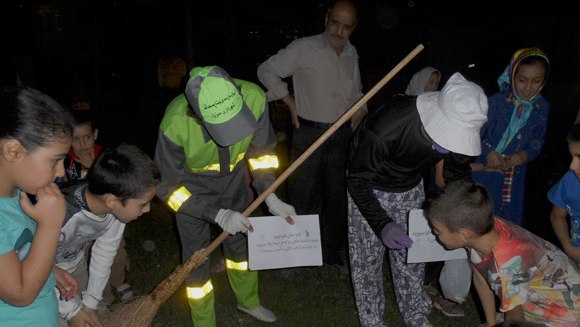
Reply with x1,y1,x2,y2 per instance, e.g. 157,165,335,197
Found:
416,72,488,156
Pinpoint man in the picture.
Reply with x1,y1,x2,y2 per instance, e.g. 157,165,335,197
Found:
154,66,295,326
257,0,366,270
347,73,488,327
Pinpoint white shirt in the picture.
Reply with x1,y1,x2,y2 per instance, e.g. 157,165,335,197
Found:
257,33,364,123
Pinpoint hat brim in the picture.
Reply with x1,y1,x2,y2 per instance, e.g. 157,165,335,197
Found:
417,92,481,156
204,101,258,147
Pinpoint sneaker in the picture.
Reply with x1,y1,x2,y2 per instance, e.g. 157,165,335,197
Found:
422,283,438,298
329,263,349,275
433,297,465,318
237,304,277,323
116,283,134,303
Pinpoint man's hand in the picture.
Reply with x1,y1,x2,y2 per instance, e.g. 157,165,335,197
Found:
281,95,300,129
380,222,413,249
265,194,296,225
215,209,253,234
54,267,78,301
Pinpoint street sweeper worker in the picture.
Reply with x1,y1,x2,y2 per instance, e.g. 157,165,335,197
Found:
154,65,296,326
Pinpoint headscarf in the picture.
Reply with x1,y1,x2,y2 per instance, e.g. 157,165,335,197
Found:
405,66,440,96
494,47,549,153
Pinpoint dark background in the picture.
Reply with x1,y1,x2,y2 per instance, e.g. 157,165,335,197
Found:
2,0,580,243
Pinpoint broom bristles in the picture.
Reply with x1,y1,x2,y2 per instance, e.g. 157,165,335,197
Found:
101,250,207,327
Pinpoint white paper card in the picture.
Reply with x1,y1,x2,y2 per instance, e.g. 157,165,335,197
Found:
407,209,467,263
247,215,323,270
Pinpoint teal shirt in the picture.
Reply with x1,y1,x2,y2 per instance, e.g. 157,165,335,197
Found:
0,191,58,326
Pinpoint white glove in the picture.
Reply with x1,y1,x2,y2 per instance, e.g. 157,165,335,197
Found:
215,209,252,234
265,194,296,218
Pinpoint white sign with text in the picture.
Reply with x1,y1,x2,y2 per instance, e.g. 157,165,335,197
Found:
247,215,323,270
407,209,468,263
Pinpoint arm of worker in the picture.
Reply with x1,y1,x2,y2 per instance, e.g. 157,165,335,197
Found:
246,103,296,224
154,129,221,222
472,267,497,326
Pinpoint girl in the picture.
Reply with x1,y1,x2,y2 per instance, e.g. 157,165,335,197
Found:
472,48,550,226
0,86,74,326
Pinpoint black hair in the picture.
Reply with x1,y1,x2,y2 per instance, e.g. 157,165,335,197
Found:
0,86,74,149
567,123,580,144
87,143,160,203
425,180,494,235
72,109,97,130
517,55,550,82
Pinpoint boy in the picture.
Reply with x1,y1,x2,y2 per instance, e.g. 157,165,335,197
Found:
54,143,160,327
548,123,580,264
62,110,135,305
63,110,101,184
426,180,580,327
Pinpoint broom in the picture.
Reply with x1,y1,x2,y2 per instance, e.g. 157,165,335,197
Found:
102,44,424,327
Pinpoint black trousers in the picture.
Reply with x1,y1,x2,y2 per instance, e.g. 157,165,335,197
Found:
286,119,351,265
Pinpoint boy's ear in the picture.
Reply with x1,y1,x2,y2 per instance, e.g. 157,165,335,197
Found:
93,129,99,141
1,139,26,162
104,193,121,209
458,228,475,244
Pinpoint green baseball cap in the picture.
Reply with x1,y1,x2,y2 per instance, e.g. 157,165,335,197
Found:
185,66,258,146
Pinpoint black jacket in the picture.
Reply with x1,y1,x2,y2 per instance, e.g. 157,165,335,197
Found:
347,96,471,236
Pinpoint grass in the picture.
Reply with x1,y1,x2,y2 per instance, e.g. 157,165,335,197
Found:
122,199,484,326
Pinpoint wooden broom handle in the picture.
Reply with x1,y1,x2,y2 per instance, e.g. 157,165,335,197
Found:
201,43,424,258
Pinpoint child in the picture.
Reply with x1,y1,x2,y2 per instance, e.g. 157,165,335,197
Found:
426,180,580,326
62,110,134,304
0,86,74,326
54,143,160,327
548,123,580,264
63,110,101,183
472,47,550,226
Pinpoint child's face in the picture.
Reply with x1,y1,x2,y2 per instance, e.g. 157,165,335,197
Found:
513,62,546,101
569,142,580,179
111,186,157,223
15,138,71,194
429,218,465,250
424,72,440,92
71,123,98,154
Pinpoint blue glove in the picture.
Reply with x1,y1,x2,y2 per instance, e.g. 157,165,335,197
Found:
381,222,413,249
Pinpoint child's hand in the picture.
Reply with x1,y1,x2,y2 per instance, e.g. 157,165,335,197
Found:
486,151,507,170
69,307,104,327
54,266,78,301
505,150,528,167
20,183,66,228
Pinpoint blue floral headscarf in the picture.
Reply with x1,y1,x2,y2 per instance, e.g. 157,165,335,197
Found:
495,47,549,153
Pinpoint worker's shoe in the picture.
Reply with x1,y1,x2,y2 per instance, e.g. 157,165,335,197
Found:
237,304,277,323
